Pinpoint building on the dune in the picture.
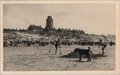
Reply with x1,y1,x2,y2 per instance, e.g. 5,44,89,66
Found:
3,16,116,45
4,16,85,36
44,16,54,32
28,24,43,32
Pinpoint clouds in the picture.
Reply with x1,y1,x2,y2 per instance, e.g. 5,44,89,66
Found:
3,3,115,35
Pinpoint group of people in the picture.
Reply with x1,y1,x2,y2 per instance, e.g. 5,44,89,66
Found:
4,37,112,55
53,39,108,55
3,39,50,47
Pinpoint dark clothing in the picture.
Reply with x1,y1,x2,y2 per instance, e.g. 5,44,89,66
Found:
54,39,62,55
101,42,107,55
101,43,107,50
55,40,61,48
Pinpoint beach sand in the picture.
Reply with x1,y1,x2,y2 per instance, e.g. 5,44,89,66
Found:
3,45,115,71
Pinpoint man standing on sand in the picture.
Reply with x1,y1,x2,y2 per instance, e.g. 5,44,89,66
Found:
98,39,107,55
101,42,107,55
55,39,62,55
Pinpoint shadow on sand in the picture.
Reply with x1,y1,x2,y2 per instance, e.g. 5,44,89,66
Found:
60,51,107,59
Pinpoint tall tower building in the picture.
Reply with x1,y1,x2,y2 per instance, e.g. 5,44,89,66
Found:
45,16,53,30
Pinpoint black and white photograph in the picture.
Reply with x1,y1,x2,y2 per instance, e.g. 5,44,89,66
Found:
0,0,120,75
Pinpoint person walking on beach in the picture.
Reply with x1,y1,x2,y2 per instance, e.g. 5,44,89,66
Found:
101,42,107,55
98,39,107,55
55,39,62,55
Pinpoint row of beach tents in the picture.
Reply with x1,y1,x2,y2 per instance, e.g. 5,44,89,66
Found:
3,32,115,47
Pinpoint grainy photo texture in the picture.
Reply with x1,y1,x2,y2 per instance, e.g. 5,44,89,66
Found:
3,3,116,71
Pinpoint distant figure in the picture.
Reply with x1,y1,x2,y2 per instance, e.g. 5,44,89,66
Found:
109,41,113,46
3,40,8,47
14,40,17,46
9,40,13,46
55,39,62,55
27,40,31,46
98,39,102,48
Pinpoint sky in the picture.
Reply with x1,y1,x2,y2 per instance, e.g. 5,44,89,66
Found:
3,3,115,35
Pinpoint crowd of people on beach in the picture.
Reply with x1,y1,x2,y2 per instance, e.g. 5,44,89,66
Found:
4,37,115,55
3,37,115,47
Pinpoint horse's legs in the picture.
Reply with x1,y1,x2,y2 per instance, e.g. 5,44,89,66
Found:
102,47,105,55
102,49,104,55
59,46,62,55
87,54,91,62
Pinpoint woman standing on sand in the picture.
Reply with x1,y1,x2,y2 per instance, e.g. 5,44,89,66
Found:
54,39,62,55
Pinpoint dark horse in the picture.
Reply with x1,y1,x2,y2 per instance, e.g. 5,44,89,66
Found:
74,47,91,62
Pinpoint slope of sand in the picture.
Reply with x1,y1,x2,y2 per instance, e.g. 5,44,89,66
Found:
3,45,115,71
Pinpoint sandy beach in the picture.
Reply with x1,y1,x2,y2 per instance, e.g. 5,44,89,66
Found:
3,45,115,71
